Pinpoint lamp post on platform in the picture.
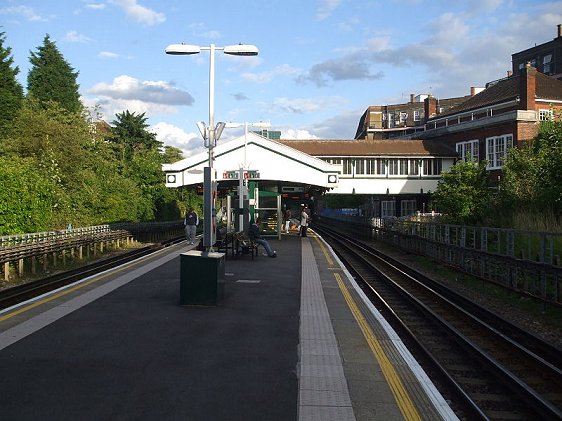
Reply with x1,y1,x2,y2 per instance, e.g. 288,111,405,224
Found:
165,43,259,249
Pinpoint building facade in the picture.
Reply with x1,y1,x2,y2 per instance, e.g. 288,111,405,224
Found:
278,139,457,217
512,24,562,81
354,93,476,140
397,64,562,184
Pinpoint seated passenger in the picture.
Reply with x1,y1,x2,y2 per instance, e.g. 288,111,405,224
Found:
249,217,277,258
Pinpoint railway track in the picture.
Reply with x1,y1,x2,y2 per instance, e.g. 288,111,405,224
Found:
0,236,185,310
313,223,562,420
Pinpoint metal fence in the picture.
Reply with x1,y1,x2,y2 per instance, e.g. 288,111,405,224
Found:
318,215,562,305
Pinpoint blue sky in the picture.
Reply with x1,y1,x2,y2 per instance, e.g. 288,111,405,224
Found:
1,0,561,157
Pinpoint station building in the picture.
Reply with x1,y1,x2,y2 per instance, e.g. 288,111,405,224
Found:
162,132,456,223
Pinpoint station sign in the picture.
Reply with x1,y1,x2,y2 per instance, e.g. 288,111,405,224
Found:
222,170,260,180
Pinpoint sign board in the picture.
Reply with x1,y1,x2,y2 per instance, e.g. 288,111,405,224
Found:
222,170,260,180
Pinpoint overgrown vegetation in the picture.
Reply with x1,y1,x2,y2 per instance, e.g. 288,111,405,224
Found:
432,115,562,232
0,31,197,235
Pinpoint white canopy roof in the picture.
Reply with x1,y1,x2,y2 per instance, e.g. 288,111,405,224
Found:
162,132,339,189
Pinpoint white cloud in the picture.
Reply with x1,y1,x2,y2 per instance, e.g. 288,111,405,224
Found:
188,22,221,39
88,75,194,105
85,2,107,10
241,64,301,84
281,129,320,140
64,30,92,43
272,96,347,114
0,5,49,21
316,0,343,20
85,75,196,122
152,122,206,158
109,0,165,26
97,51,120,59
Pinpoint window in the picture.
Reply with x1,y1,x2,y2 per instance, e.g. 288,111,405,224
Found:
409,159,419,175
543,54,553,74
400,112,407,124
377,158,386,175
539,109,553,121
342,158,353,175
399,159,409,175
486,134,513,169
381,201,396,218
456,140,479,162
366,158,376,175
413,110,421,122
400,200,417,217
422,158,442,175
388,113,396,128
388,159,399,175
355,159,365,175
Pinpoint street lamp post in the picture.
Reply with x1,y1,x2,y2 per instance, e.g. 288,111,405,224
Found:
166,43,258,250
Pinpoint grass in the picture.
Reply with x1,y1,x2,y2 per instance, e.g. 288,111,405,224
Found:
411,254,562,330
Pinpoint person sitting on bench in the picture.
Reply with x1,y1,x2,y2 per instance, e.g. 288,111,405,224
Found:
249,217,277,258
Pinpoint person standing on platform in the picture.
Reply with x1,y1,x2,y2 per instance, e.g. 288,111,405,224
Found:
184,207,198,245
284,207,292,234
300,206,309,237
249,217,277,257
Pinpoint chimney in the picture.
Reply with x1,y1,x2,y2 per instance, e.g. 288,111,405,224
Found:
507,70,513,77
424,96,438,121
519,64,537,110
410,93,415,103
558,24,562,38
470,87,476,96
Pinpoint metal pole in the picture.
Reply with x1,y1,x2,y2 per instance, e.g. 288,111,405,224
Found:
204,44,216,250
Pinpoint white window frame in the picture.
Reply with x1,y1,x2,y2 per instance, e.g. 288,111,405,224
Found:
456,140,480,162
543,54,553,73
400,200,417,217
381,200,396,218
539,109,553,121
413,110,420,122
342,158,353,175
486,134,513,169
422,158,442,176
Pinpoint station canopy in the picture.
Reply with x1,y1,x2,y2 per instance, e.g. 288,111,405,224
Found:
162,132,339,193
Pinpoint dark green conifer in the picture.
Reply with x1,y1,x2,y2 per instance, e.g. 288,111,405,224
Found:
27,34,82,113
0,31,24,138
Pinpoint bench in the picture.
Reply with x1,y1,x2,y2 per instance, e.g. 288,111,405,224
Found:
234,231,259,259
214,228,237,259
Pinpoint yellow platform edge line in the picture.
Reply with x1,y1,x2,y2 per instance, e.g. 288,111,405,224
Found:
334,272,422,421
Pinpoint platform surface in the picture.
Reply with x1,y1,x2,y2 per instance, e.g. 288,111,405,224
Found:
0,233,455,421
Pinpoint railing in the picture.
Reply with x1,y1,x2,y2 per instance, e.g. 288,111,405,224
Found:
318,215,562,305
0,221,187,283
379,218,562,266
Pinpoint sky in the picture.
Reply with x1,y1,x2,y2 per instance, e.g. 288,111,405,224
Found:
1,0,561,158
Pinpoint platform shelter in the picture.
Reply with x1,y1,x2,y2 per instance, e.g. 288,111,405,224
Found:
162,132,340,236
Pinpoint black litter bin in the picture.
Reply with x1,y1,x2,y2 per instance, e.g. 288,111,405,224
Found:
180,251,225,306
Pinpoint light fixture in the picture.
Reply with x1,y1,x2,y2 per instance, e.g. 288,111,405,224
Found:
165,42,259,250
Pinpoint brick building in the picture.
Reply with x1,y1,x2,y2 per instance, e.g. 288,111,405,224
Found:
354,93,473,140
397,64,562,184
512,24,562,81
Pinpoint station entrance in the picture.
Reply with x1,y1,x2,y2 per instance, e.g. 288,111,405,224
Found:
162,132,339,241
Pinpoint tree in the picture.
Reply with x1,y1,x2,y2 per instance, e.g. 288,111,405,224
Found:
501,118,562,216
162,145,184,163
0,31,24,138
109,111,162,163
27,34,82,113
0,156,58,234
432,160,491,224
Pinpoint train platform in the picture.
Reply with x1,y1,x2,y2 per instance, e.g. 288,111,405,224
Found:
0,231,457,421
